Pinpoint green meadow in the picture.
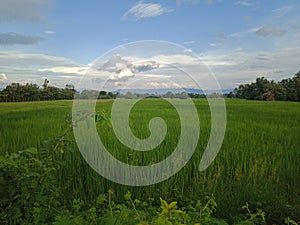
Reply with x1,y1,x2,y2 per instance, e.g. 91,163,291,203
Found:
0,99,299,224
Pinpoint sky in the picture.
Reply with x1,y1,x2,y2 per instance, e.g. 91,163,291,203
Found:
0,0,300,90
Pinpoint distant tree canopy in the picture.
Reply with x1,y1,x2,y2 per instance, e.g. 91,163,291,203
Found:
231,71,300,102
77,89,117,99
1,72,299,102
0,79,76,102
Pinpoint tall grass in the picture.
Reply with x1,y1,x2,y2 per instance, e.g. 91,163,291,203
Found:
0,99,299,223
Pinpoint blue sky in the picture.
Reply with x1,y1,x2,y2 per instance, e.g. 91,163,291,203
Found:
0,0,300,89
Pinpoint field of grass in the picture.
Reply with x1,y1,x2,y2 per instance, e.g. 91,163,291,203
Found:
0,99,299,224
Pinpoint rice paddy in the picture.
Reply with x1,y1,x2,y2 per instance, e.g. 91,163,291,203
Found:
0,99,299,223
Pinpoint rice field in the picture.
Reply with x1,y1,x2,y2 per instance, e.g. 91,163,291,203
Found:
0,99,299,223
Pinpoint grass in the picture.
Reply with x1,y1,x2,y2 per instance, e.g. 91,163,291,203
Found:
0,99,299,224
0,100,72,152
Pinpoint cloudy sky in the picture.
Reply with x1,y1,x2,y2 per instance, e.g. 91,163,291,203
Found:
0,0,300,90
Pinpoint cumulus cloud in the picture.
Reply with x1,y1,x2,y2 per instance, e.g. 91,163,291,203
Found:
122,1,173,20
100,55,160,81
184,49,192,53
1,73,8,81
0,32,45,45
148,81,180,89
124,48,300,89
200,47,300,88
255,26,287,37
102,55,129,71
134,61,160,72
0,0,51,23
2,46,300,90
0,73,10,88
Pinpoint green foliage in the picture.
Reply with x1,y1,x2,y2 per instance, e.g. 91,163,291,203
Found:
285,217,299,225
0,80,76,102
0,99,299,224
77,89,117,99
0,147,61,224
51,191,227,225
235,202,266,225
234,71,300,101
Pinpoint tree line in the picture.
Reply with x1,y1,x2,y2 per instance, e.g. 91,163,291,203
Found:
229,71,300,101
1,71,299,102
0,79,76,102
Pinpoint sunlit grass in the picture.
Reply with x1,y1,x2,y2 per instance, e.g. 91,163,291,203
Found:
0,99,299,222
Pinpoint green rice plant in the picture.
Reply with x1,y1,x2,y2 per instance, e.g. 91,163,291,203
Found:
0,99,299,224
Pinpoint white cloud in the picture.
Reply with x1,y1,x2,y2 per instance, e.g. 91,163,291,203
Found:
126,47,300,89
184,49,193,53
96,55,161,81
234,0,255,7
2,45,300,91
45,30,56,35
122,1,173,20
1,73,8,81
110,68,135,81
108,60,160,81
229,27,258,38
60,75,75,79
0,51,85,87
200,56,235,66
202,47,300,88
149,54,197,65
38,66,88,75
273,5,293,16
143,74,171,79
148,53,233,67
148,81,180,89
0,52,79,67
182,41,195,45
255,26,287,37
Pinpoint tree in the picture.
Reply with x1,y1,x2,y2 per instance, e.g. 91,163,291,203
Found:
43,79,49,88
233,72,300,102
165,91,174,98
0,80,79,102
63,84,76,99
179,92,188,99
125,91,136,99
